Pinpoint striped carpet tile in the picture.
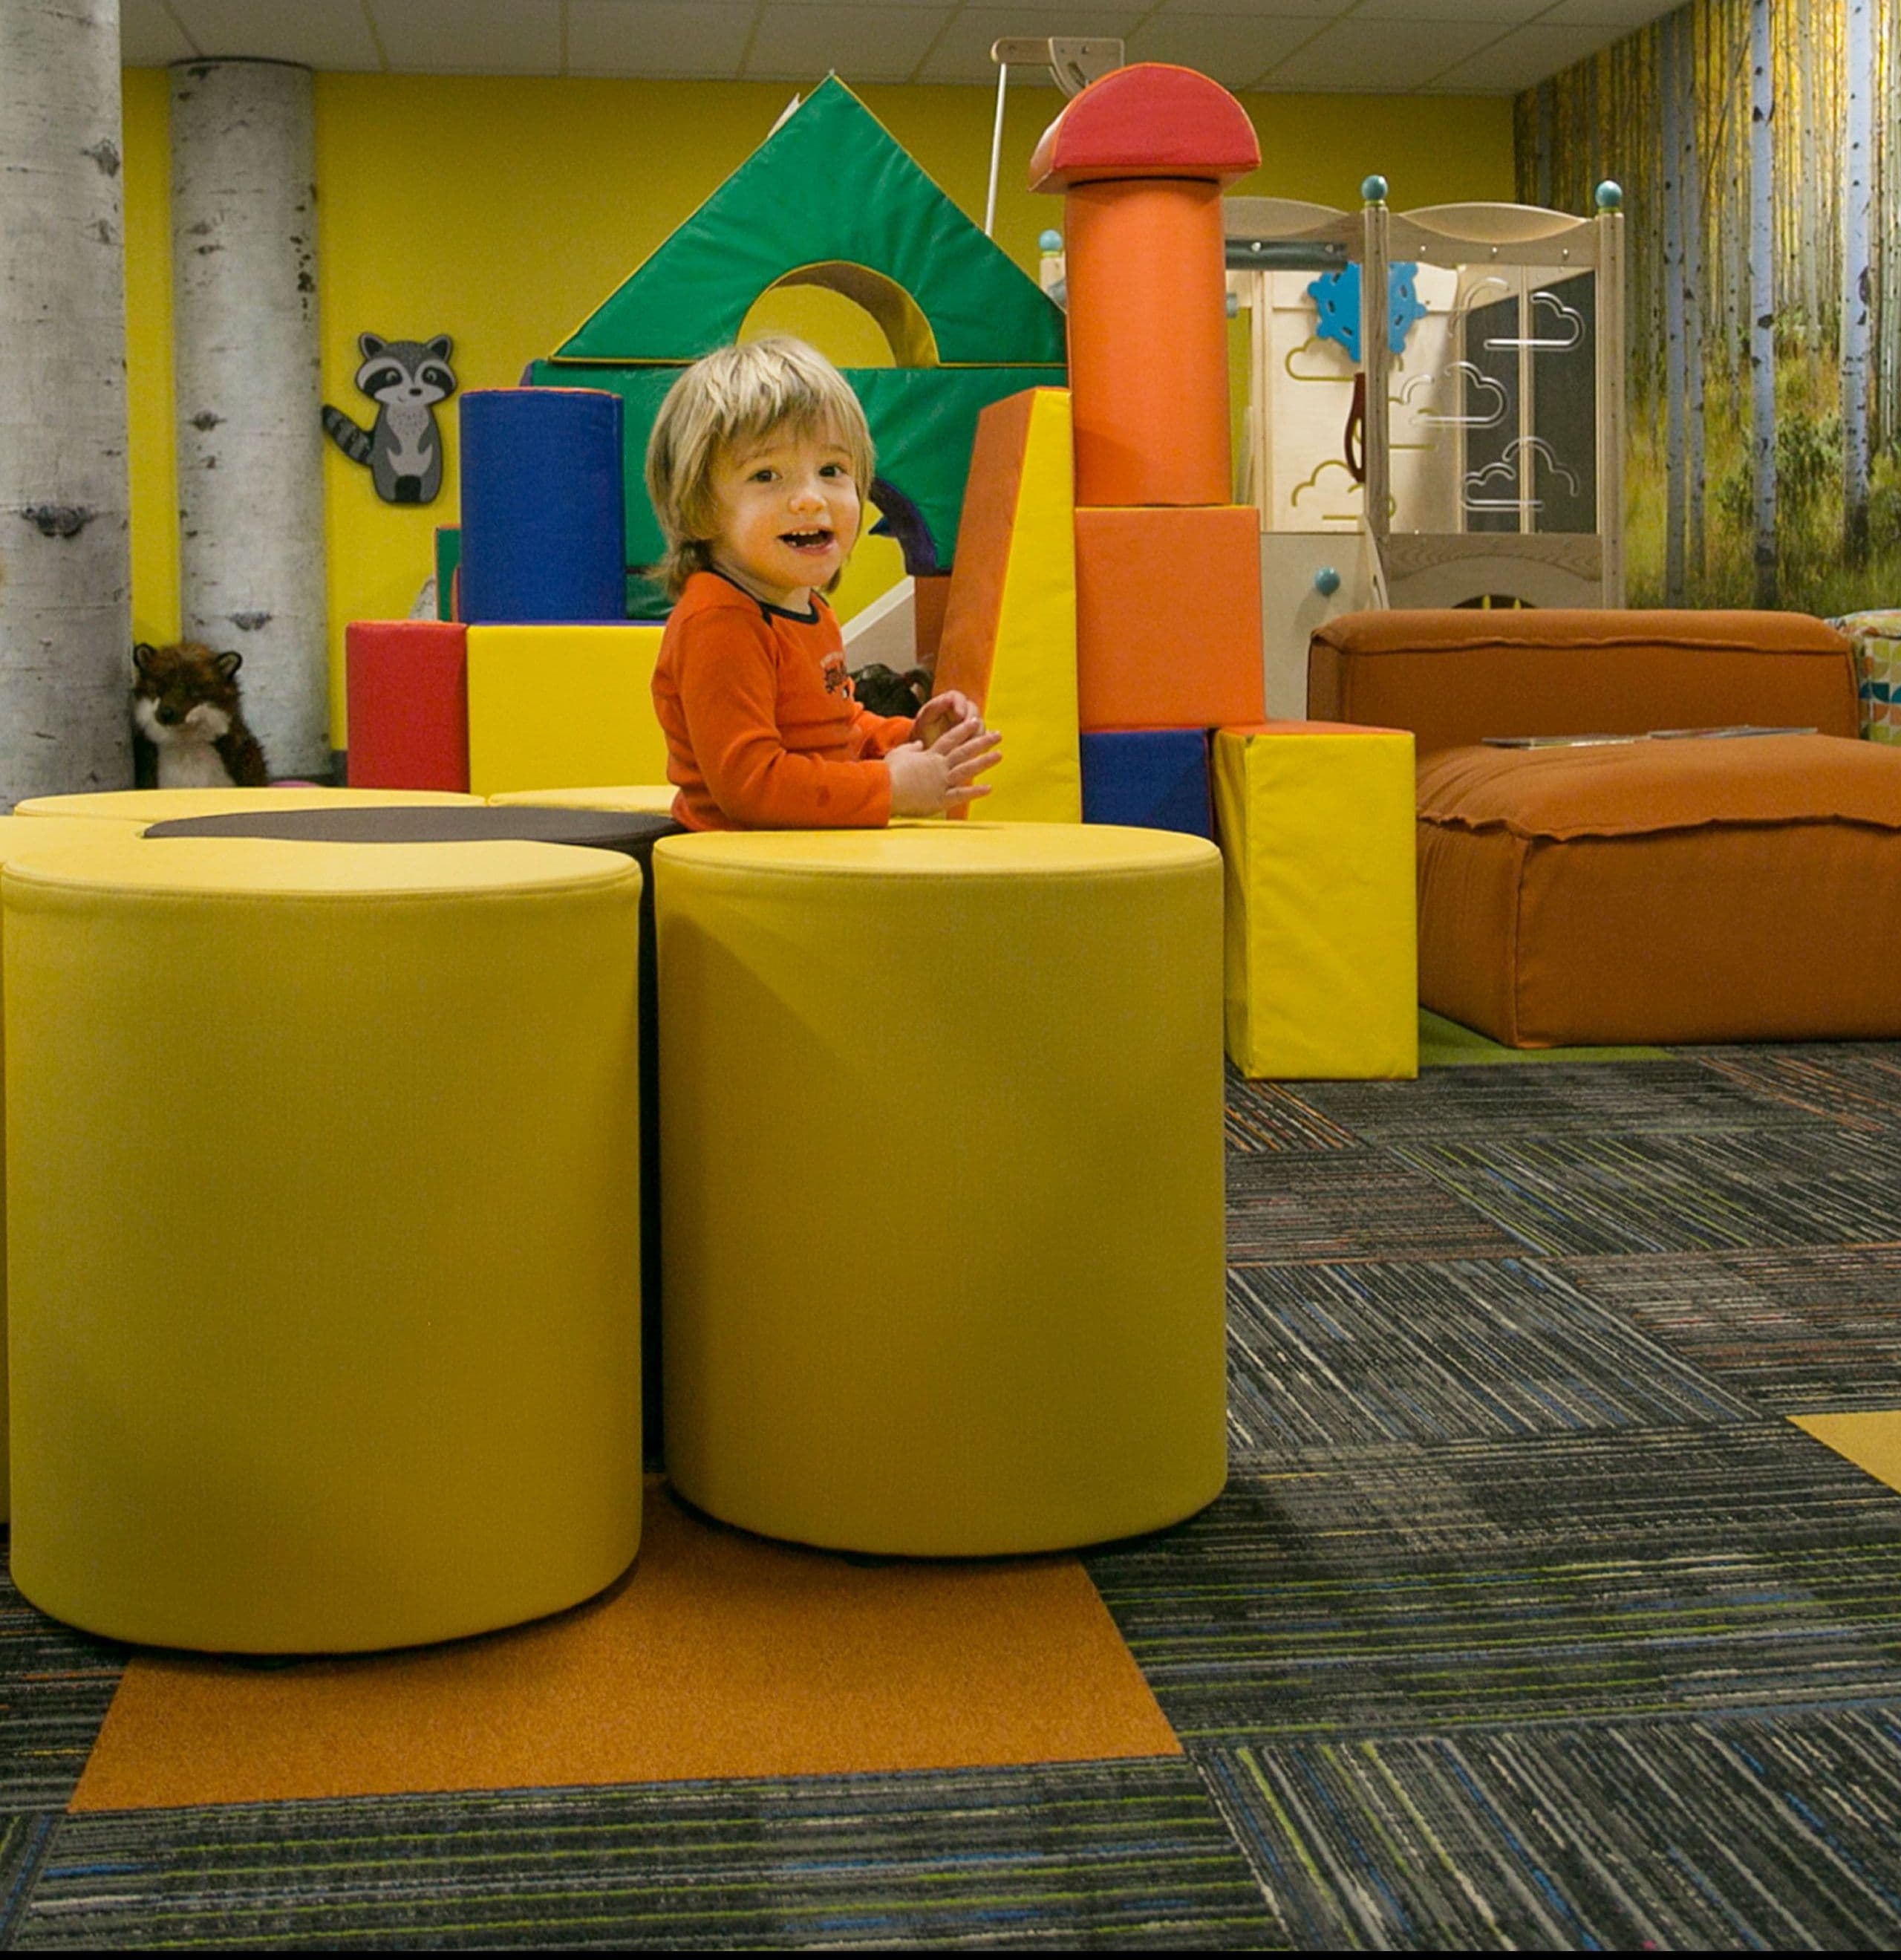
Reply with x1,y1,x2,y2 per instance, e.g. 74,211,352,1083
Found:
10,1762,1279,1950
1196,1705,1901,1950
1553,1244,1901,1411
1,1815,56,1948
1689,1044,1901,1132
1224,1258,1753,1453
1222,1075,1357,1154
1292,1058,1835,1144
1389,1128,1901,1257
0,1552,124,1811
1086,1425,1901,1742
1226,1150,1525,1266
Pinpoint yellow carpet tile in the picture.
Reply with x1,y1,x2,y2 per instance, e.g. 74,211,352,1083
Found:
1791,1410,1901,1497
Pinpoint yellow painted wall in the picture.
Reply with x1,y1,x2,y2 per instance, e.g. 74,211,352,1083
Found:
119,72,1512,747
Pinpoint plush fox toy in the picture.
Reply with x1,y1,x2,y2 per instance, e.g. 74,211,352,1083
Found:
131,640,270,789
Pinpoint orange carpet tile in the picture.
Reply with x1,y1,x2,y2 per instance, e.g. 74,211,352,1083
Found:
71,1482,1178,1811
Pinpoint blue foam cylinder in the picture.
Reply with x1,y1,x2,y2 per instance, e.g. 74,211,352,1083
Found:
459,388,626,623
1080,729,1214,839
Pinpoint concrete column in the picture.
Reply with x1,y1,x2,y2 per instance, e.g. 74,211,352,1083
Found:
0,0,134,806
171,59,327,777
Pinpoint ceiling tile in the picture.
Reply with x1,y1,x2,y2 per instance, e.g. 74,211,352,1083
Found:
1540,0,1680,22
1154,0,1349,16
121,0,198,64
1124,13,1314,91
1262,16,1499,90
566,1,757,79
746,5,952,82
369,0,561,74
1426,22,1625,90
917,7,1144,83
168,0,382,68
1353,0,1548,19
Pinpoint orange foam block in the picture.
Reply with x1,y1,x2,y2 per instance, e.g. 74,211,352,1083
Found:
1075,505,1264,731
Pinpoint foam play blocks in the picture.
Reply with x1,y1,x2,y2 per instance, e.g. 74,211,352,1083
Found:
345,620,469,792
529,359,1063,588
1213,721,1417,1080
434,527,461,622
933,389,1082,823
1064,180,1233,507
466,624,668,797
554,79,1066,370
1030,65,1259,510
1080,729,1213,839
460,389,626,625
1075,506,1265,731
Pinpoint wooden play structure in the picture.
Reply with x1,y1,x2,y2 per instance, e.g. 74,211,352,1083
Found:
1222,180,1627,713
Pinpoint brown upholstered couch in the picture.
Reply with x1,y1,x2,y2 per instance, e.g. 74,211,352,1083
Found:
1308,609,1901,1046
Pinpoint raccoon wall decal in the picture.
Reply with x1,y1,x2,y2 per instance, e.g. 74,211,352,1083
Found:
322,333,457,505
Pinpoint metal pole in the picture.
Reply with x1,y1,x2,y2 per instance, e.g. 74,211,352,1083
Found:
985,64,1008,238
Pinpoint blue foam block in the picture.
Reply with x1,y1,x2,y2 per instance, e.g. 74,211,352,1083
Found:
1080,729,1213,839
460,388,626,623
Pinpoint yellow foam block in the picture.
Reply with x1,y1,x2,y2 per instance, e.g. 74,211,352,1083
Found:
1213,721,1418,1081
466,625,668,798
933,389,1080,823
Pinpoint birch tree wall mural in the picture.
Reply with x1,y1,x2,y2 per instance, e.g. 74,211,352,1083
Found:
1519,0,1901,612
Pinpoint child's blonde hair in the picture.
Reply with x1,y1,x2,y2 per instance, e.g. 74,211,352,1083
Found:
645,335,875,601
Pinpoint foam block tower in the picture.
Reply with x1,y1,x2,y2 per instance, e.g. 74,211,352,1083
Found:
1031,65,1265,738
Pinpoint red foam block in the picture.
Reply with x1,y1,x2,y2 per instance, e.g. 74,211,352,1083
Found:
345,620,469,792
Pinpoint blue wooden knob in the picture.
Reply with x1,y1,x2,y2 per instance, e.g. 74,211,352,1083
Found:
1314,566,1342,597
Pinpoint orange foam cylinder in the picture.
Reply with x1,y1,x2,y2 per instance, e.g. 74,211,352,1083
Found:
1064,179,1231,509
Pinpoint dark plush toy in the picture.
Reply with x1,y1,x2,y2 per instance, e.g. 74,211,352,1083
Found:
851,662,932,718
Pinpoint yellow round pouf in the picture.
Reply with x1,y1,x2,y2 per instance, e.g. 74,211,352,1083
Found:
14,787,484,823
0,816,159,1525
655,822,1227,1555
490,785,678,815
4,837,644,1651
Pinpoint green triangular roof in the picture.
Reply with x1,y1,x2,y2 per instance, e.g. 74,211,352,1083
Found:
553,76,1066,368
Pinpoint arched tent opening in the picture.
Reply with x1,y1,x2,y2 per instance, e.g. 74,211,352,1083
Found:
740,264,938,370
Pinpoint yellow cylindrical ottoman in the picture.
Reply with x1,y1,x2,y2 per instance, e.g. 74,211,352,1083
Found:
14,787,483,823
5,837,644,1651
490,786,678,815
0,816,155,1524
656,823,1227,1556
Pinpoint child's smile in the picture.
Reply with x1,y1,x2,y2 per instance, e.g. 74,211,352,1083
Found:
708,426,861,611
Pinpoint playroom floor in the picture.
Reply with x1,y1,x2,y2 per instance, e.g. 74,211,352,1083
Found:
7,1029,1901,1947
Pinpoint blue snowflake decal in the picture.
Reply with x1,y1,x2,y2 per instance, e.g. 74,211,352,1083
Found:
1305,261,1426,363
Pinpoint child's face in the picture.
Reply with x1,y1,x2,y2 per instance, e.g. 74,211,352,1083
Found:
708,424,861,609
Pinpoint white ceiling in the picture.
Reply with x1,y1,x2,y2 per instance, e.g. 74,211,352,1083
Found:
122,0,1683,95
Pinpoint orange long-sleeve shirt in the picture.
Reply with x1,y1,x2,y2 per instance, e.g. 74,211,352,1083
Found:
652,570,916,831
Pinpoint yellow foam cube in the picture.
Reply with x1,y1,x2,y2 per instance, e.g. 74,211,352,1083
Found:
1213,721,1418,1081
466,624,668,798
933,389,1081,822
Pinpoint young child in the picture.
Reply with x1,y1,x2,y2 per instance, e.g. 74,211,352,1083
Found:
646,335,1000,830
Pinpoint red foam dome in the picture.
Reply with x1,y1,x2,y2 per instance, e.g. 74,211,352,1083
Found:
1029,64,1260,192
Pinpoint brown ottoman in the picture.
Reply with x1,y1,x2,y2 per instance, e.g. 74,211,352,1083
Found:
1417,733,1901,1046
